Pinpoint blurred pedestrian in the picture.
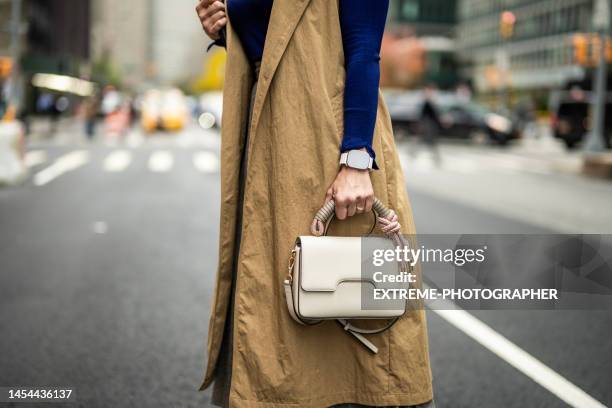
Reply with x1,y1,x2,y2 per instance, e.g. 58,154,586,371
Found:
83,94,99,140
419,84,442,165
513,97,538,139
196,1,434,407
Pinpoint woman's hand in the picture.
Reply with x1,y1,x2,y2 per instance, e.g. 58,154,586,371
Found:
195,0,227,40
325,165,374,220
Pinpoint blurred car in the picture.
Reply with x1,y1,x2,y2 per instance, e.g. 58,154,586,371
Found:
549,89,612,149
385,90,520,145
141,88,188,132
141,89,161,132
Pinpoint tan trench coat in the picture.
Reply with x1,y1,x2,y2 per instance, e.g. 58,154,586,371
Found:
199,0,434,406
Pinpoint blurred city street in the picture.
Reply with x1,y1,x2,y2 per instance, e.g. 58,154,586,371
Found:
2,0,612,406
1,122,611,407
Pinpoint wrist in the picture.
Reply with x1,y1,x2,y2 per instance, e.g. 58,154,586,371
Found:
339,149,374,171
339,164,368,174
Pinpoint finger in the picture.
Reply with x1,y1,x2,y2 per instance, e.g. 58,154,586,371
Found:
377,217,390,226
204,10,225,31
336,204,348,220
364,196,374,213
197,0,216,13
382,223,400,234
347,201,356,218
201,1,224,19
378,218,391,232
209,9,226,20
355,197,366,214
378,217,400,233
325,187,334,203
385,217,401,232
381,222,396,233
392,224,401,233
211,16,227,33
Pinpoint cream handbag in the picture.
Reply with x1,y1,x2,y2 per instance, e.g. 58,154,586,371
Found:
283,198,412,353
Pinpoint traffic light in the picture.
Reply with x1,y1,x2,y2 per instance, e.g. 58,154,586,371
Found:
500,11,516,40
573,34,589,66
573,34,612,66
0,57,13,78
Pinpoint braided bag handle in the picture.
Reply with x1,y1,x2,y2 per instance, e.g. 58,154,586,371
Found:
310,197,403,247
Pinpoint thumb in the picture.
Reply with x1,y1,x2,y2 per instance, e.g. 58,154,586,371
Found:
325,186,334,204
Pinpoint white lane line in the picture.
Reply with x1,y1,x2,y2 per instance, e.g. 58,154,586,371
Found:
148,150,173,173
33,150,89,186
24,150,47,167
431,301,606,408
103,150,132,172
193,151,219,173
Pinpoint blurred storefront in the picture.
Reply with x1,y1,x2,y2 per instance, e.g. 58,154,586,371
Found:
5,0,94,117
383,0,460,89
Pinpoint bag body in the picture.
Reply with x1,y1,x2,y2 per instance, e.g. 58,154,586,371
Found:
288,235,406,321
283,198,411,353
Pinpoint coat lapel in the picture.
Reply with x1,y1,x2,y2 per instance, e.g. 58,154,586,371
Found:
247,0,312,138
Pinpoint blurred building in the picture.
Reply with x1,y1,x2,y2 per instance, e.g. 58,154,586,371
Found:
457,0,603,95
2,0,93,115
150,0,208,87
388,0,457,37
0,1,21,56
90,0,152,90
90,0,208,89
384,0,459,89
2,0,90,75
0,1,23,89
22,0,91,76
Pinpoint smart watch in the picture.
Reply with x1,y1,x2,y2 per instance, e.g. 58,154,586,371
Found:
339,150,374,170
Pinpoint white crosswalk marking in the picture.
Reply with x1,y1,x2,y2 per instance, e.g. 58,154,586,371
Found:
27,147,222,183
103,150,132,172
24,150,47,168
33,150,89,186
193,151,220,173
125,130,144,147
148,150,174,172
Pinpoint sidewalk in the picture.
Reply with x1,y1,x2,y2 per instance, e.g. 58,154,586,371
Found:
402,123,612,180
398,136,612,233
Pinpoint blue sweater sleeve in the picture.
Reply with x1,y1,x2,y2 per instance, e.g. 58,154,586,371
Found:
339,0,389,169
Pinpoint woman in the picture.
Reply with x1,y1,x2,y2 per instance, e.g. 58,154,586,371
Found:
195,1,434,407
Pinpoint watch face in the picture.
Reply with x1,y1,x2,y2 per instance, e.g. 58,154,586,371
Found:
346,150,371,170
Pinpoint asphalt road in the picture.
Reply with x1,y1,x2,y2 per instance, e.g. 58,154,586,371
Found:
0,125,610,407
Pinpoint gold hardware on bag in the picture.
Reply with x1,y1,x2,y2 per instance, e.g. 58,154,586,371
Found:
286,249,296,283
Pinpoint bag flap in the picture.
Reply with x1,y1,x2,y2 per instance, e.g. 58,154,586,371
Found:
298,236,396,292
